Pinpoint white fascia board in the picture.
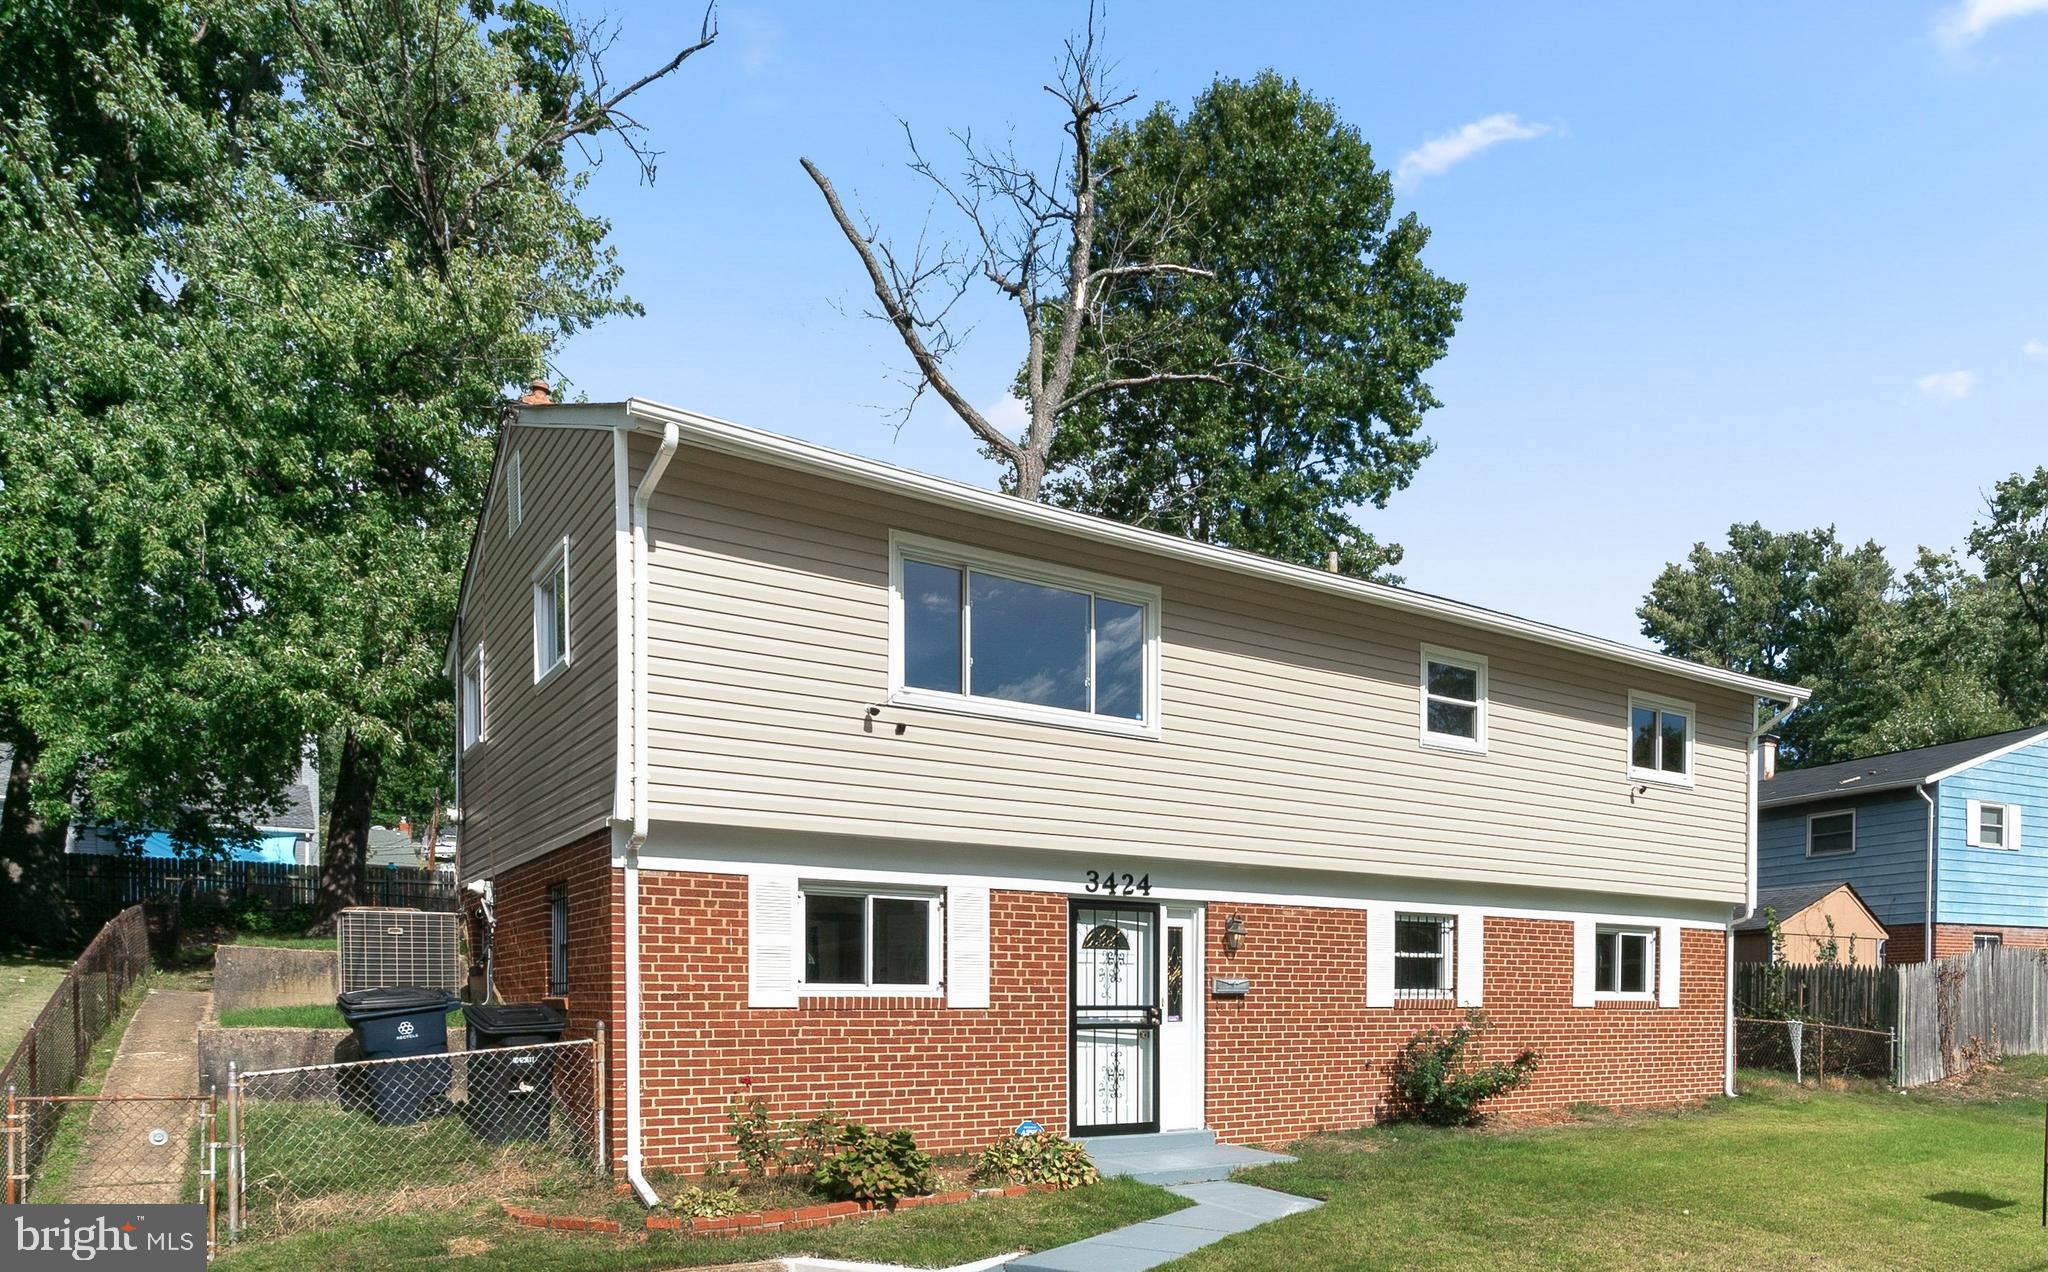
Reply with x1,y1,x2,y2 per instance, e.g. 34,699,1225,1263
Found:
1923,732,2048,785
612,397,1808,705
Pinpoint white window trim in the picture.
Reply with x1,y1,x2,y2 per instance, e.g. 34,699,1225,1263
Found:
506,448,524,537
1626,692,1696,788
1390,912,1457,999
1418,646,1488,754
1975,932,2003,951
798,883,945,998
1592,925,1657,1001
1966,798,2020,851
1806,808,1856,857
532,535,571,686
460,645,487,753
886,531,1163,739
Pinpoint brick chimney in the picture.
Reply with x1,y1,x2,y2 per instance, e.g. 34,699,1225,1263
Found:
519,379,552,405
398,816,413,839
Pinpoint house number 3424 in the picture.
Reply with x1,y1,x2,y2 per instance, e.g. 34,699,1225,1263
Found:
1084,870,1150,896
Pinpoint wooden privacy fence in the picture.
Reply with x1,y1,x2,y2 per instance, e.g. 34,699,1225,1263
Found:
1733,961,1899,1031
1897,946,2048,1087
64,856,456,924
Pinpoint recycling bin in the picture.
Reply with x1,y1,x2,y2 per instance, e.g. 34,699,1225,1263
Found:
462,1002,568,1143
335,986,459,1125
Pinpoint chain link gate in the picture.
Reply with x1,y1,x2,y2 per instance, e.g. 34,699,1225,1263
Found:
4,1089,219,1253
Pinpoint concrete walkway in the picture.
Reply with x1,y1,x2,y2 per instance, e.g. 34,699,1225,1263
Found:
1007,1133,1319,1272
63,987,211,1204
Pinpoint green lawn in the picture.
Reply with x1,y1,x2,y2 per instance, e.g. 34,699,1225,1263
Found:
225,935,337,951
1178,1066,2048,1270
213,1176,1183,1270
0,954,75,1060
216,1003,463,1030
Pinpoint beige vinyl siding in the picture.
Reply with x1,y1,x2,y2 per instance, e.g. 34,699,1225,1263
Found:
457,423,618,881
637,438,1759,906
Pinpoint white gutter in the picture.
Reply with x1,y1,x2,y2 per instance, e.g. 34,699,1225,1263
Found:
1918,784,1936,963
620,420,679,1208
1728,698,1804,1097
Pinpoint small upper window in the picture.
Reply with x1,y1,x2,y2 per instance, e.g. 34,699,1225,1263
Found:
1393,913,1455,997
1975,932,2003,952
1808,810,1855,857
1420,648,1487,752
548,886,570,997
506,449,524,537
533,538,569,682
1594,927,1655,998
892,536,1158,732
1628,694,1693,784
1969,800,2018,850
802,886,941,992
460,647,485,751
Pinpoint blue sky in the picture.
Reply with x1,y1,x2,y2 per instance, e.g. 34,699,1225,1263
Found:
555,0,2048,646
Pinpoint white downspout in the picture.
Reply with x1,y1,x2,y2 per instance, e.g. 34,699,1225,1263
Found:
622,421,679,1207
1918,784,1937,963
1729,698,1802,1096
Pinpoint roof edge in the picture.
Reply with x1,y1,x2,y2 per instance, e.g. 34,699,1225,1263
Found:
613,397,1807,703
1923,729,2048,784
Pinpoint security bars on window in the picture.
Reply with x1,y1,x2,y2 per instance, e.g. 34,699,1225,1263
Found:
1393,914,1456,998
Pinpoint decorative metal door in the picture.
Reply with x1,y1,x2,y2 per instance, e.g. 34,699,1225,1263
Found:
1070,902,1160,1135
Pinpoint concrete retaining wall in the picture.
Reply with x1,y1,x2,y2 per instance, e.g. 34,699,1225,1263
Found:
197,1026,354,1095
213,944,338,1015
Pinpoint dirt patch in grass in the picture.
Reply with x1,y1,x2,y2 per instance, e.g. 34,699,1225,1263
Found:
444,1236,495,1258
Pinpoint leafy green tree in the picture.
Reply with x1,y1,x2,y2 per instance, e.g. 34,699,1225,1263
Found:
1045,73,1464,579
0,0,711,929
1638,524,1896,764
1969,468,2048,721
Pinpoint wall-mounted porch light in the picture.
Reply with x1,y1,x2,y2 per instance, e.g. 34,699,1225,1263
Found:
1223,915,1246,954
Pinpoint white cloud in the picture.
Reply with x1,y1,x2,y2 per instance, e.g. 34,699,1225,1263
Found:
1934,0,2048,48
1395,114,1554,188
2025,338,2048,361
1917,369,1977,400
983,394,1030,437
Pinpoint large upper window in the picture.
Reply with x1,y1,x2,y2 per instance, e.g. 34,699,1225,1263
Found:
1969,800,2019,850
1807,810,1855,857
1420,647,1487,752
892,535,1159,732
533,538,569,683
1627,694,1693,784
801,886,940,993
1594,927,1654,998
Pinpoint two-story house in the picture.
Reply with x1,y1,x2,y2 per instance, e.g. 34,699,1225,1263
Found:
1757,726,2048,964
449,397,1804,1194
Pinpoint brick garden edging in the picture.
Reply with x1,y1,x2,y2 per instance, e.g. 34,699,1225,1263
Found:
503,1182,1063,1240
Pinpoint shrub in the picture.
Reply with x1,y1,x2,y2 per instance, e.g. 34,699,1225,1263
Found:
813,1126,937,1206
785,1104,850,1176
969,1132,1099,1189
726,1094,785,1178
671,1183,743,1218
1392,1010,1538,1125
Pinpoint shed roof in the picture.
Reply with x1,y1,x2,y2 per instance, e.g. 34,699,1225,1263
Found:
1759,726,2048,809
1733,881,1874,932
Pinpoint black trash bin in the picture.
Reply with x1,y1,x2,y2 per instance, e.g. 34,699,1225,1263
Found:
462,1003,568,1143
335,986,459,1125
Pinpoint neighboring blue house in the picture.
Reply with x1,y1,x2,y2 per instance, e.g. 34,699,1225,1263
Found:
65,755,322,866
1757,725,2048,963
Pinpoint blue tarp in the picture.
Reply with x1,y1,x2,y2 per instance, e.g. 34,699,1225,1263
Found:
132,831,304,864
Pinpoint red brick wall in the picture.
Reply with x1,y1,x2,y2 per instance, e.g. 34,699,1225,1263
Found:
491,832,623,1166
614,873,1729,1170
1931,922,2048,959
633,873,1068,1170
1203,907,1726,1146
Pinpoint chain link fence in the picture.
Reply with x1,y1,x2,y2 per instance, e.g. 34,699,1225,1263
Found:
1736,1016,1897,1083
228,1038,602,1241
4,1093,218,1244
0,906,151,1112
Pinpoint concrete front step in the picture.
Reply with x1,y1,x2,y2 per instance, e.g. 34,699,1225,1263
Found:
1006,1180,1321,1272
1077,1129,1295,1186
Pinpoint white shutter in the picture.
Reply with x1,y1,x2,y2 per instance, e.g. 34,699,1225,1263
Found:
1571,920,1595,1008
1966,799,1984,847
1455,911,1485,1007
747,870,800,1008
1658,922,1682,1008
2011,804,2024,851
1364,902,1394,1008
946,885,991,1009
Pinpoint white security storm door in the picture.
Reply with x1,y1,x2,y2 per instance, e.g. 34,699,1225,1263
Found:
1070,902,1159,1135
1157,906,1205,1133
